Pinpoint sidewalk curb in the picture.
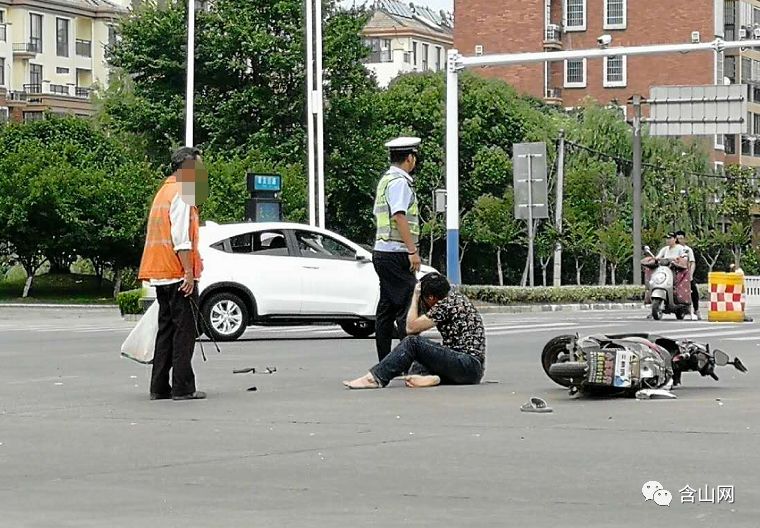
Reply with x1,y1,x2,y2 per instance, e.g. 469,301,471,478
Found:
0,303,118,310
472,302,647,314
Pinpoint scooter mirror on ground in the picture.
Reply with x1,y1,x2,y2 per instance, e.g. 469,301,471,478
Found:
714,350,730,367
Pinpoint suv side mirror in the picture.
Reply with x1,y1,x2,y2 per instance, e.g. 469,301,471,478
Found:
356,253,371,263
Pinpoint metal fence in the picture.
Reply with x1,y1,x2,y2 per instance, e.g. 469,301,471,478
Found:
744,276,760,306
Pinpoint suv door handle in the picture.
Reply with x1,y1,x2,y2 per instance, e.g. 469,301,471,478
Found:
302,265,320,270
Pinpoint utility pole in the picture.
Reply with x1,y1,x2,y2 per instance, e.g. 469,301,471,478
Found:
526,153,535,287
305,0,325,227
553,130,565,287
631,95,643,286
184,0,195,147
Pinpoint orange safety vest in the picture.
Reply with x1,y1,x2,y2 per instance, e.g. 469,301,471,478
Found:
138,176,204,281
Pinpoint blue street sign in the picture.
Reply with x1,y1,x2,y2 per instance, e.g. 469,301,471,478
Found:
248,173,282,192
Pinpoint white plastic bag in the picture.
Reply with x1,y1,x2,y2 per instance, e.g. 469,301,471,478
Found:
120,301,159,364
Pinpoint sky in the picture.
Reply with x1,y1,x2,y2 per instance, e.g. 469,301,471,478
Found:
340,0,454,14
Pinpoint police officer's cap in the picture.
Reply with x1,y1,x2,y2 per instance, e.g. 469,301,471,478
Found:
385,136,421,154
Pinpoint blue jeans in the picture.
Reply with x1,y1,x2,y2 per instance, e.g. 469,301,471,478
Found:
370,335,484,387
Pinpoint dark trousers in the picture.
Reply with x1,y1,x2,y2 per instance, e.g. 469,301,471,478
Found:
373,251,416,362
151,283,198,397
691,279,700,313
370,335,484,387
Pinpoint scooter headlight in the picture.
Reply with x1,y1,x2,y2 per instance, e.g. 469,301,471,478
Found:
651,271,667,286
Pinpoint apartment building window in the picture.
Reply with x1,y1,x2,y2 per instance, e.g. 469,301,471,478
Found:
0,58,4,86
0,10,5,43
412,41,418,68
30,13,43,53
24,111,44,122
0,107,8,124
363,38,392,63
603,56,626,87
604,0,626,29
108,25,117,48
422,43,429,71
57,67,69,74
725,55,736,83
564,0,586,31
742,56,751,83
436,46,442,71
29,64,42,93
564,58,586,88
57,18,69,57
715,133,725,149
724,0,736,40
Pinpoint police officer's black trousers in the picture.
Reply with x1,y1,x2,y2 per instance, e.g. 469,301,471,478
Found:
373,251,417,362
151,284,198,397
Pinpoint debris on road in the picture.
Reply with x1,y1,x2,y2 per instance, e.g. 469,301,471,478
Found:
635,389,677,400
234,366,277,375
520,397,553,413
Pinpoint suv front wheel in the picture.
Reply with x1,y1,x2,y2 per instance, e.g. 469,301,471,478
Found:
202,292,249,341
340,320,375,338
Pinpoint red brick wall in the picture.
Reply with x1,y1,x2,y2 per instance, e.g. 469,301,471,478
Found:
455,0,717,106
454,0,546,95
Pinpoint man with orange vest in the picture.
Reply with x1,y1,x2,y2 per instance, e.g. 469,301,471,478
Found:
138,147,207,401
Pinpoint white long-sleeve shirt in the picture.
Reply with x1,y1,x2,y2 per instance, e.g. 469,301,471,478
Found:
150,193,192,286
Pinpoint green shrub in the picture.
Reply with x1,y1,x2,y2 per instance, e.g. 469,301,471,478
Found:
460,284,710,305
117,289,142,315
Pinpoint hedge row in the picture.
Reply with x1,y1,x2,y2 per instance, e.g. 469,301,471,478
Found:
117,289,142,315
460,284,710,305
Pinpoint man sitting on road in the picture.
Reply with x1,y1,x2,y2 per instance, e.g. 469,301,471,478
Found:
343,272,486,389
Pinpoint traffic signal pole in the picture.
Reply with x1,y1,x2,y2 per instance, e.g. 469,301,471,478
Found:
444,38,759,285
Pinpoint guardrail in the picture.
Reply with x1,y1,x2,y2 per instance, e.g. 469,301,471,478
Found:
744,275,760,306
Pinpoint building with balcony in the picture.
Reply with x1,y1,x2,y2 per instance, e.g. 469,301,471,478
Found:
0,0,127,124
454,0,760,168
361,0,453,88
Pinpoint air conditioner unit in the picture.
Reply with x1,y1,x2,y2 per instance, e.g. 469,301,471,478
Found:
740,27,748,39
691,31,700,44
753,27,760,39
475,44,483,56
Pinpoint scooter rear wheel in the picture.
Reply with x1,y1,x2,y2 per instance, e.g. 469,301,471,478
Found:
651,299,664,320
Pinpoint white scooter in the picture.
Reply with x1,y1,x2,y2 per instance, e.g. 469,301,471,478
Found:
641,246,692,320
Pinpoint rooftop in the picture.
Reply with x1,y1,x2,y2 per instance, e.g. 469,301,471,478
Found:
368,0,454,34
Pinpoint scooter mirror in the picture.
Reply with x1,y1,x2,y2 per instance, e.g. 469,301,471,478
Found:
643,245,650,252
714,349,729,367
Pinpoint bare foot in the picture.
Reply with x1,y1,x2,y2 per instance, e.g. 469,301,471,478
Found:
404,375,441,388
343,373,380,389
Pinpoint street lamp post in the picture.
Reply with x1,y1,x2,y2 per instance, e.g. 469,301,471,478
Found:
185,0,195,147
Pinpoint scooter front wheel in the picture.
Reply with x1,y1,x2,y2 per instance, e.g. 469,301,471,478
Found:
651,298,664,320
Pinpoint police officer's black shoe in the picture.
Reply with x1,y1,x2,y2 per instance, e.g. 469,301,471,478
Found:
150,393,172,400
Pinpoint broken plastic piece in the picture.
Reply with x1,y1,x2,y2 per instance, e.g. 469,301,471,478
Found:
635,389,677,400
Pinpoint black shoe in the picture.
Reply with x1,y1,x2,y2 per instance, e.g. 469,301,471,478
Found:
150,393,172,401
172,391,207,401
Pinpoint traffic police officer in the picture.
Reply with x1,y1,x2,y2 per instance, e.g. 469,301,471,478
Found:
372,137,422,362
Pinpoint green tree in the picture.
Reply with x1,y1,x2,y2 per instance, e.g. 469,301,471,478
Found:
597,221,633,285
0,117,160,297
468,192,524,285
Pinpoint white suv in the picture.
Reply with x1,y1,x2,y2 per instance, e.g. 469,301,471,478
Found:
142,221,434,341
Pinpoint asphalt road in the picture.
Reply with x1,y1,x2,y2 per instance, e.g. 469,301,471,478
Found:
1,306,758,527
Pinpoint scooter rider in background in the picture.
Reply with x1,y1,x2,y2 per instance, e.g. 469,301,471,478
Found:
675,230,700,320
656,232,686,260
